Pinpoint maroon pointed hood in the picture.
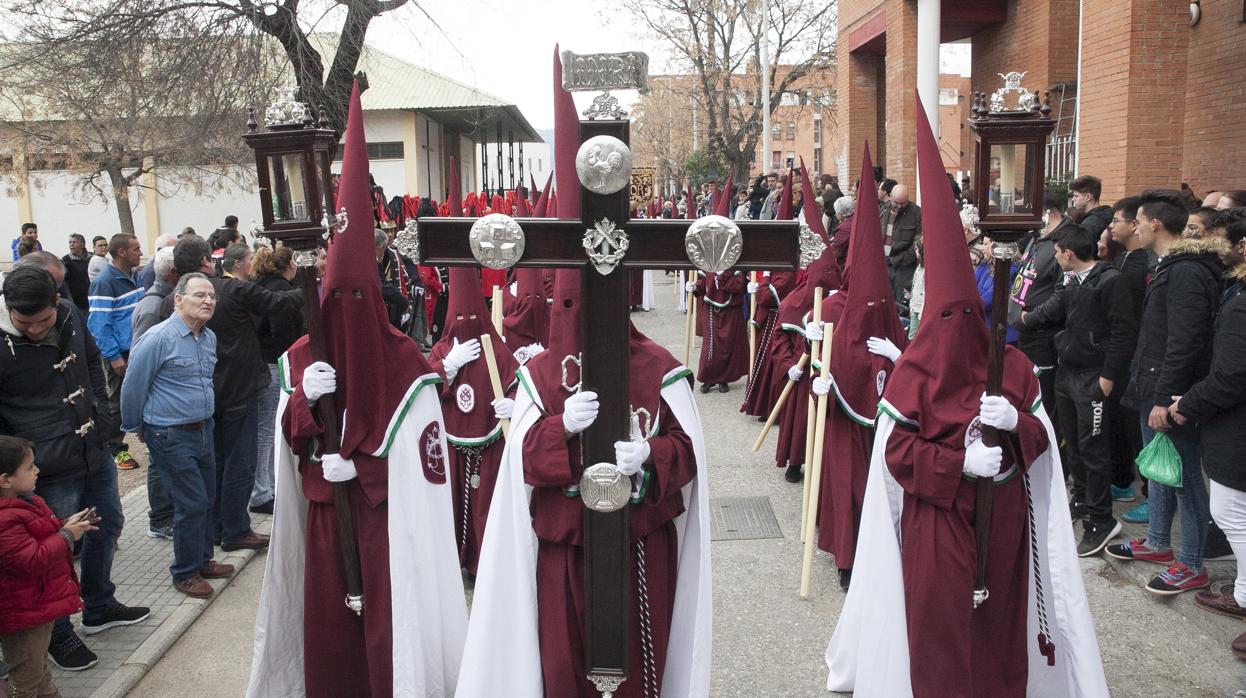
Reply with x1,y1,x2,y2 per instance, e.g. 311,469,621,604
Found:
827,143,907,420
532,173,553,217
777,159,841,329
777,168,794,220
504,167,550,353
432,157,518,439
529,173,540,206
553,45,580,221
881,93,1031,443
713,174,735,216
315,80,433,478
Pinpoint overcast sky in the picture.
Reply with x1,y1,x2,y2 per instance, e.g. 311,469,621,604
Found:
356,0,673,131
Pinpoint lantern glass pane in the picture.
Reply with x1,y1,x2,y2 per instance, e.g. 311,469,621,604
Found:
267,152,309,222
986,143,1034,215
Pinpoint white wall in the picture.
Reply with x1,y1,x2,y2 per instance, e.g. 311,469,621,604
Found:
152,167,261,242
26,170,143,257
0,176,20,252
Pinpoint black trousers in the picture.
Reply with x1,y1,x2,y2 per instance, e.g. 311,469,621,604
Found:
1108,393,1145,495
1056,367,1115,524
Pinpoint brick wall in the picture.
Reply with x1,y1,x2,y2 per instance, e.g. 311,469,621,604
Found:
1078,0,1188,202
1181,2,1246,195
883,0,918,189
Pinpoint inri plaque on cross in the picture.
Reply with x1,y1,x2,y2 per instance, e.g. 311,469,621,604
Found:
408,49,807,697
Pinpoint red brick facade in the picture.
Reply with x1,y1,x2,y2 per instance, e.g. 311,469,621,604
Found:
835,0,1246,203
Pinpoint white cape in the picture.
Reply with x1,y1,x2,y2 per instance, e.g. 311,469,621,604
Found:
247,363,467,698
455,365,712,697
825,407,1108,697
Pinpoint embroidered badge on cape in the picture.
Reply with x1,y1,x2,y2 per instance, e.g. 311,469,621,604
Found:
875,369,887,397
456,384,476,413
421,422,447,484
964,416,984,449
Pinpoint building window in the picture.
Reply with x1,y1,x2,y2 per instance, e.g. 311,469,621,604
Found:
334,142,404,161
772,124,782,141
785,151,795,168
771,150,781,168
813,127,821,146
939,88,958,106
779,91,801,106
786,122,796,140
814,147,822,175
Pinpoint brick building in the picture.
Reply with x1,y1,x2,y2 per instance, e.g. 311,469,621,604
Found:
836,0,1246,202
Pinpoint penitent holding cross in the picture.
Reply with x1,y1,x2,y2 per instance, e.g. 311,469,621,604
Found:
404,49,815,697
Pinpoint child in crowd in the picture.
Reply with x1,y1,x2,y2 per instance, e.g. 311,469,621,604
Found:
0,436,98,698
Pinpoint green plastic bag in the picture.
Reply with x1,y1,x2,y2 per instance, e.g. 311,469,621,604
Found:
1136,432,1182,488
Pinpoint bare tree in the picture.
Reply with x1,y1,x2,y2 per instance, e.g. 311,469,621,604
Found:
618,0,836,181
0,0,427,235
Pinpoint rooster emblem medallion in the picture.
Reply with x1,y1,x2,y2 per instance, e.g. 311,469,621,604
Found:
575,135,633,195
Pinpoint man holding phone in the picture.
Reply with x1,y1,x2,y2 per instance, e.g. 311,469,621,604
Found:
0,265,150,672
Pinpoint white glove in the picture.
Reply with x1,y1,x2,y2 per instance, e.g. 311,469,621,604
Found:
442,338,481,382
562,390,599,435
866,336,902,362
805,321,825,342
614,439,651,477
787,365,804,382
812,376,832,396
979,393,1019,432
492,397,514,420
302,361,336,403
747,281,760,294
685,280,697,293
962,439,1003,479
321,453,358,483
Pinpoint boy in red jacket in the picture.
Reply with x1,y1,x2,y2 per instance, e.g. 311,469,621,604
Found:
0,436,97,697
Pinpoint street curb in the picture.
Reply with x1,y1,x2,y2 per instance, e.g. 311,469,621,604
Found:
87,486,266,698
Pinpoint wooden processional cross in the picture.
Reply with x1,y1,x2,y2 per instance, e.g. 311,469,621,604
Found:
405,50,811,696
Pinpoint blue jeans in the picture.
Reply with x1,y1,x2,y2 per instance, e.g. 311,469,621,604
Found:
145,420,216,582
36,454,124,641
250,364,280,507
1141,416,1210,570
147,434,174,529
214,401,258,544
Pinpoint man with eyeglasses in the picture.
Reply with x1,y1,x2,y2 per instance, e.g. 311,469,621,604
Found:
156,236,302,558
122,272,230,598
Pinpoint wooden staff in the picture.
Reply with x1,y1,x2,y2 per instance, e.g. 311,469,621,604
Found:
800,323,834,599
800,289,825,543
684,277,697,367
479,334,510,439
748,271,759,375
490,286,505,336
974,250,1012,608
298,264,364,615
752,352,809,451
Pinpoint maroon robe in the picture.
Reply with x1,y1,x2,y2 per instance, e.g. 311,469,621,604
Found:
504,268,551,354
741,271,797,417
885,350,1047,697
521,331,697,697
629,268,644,307
692,271,749,385
769,327,810,469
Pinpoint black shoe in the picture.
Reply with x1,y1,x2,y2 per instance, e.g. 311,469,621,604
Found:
838,568,852,591
757,415,767,422
784,464,803,483
1069,499,1089,521
1077,519,1122,557
249,500,274,515
48,632,98,671
716,383,730,393
81,602,151,635
1206,520,1236,561
699,383,713,394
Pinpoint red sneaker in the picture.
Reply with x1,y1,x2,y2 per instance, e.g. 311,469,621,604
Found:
1104,537,1175,565
1146,563,1210,596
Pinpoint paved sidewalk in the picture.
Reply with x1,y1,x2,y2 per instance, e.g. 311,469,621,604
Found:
48,485,269,698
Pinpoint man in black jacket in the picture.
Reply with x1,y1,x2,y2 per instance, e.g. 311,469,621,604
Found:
880,183,921,316
1021,224,1138,556
159,236,302,554
1171,262,1246,655
1009,188,1075,425
0,267,150,671
1069,175,1113,239
61,233,91,312
1106,189,1225,596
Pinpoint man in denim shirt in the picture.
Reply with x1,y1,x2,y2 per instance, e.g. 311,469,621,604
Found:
121,273,232,599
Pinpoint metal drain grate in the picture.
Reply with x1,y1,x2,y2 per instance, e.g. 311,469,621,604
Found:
709,496,784,541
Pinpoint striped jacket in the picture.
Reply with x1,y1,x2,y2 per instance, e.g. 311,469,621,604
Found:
86,263,142,360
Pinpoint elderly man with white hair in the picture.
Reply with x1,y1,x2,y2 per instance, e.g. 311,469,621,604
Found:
879,183,922,316
131,245,180,539
137,233,179,290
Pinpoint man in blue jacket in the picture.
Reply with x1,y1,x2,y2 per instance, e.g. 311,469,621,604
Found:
86,234,144,470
